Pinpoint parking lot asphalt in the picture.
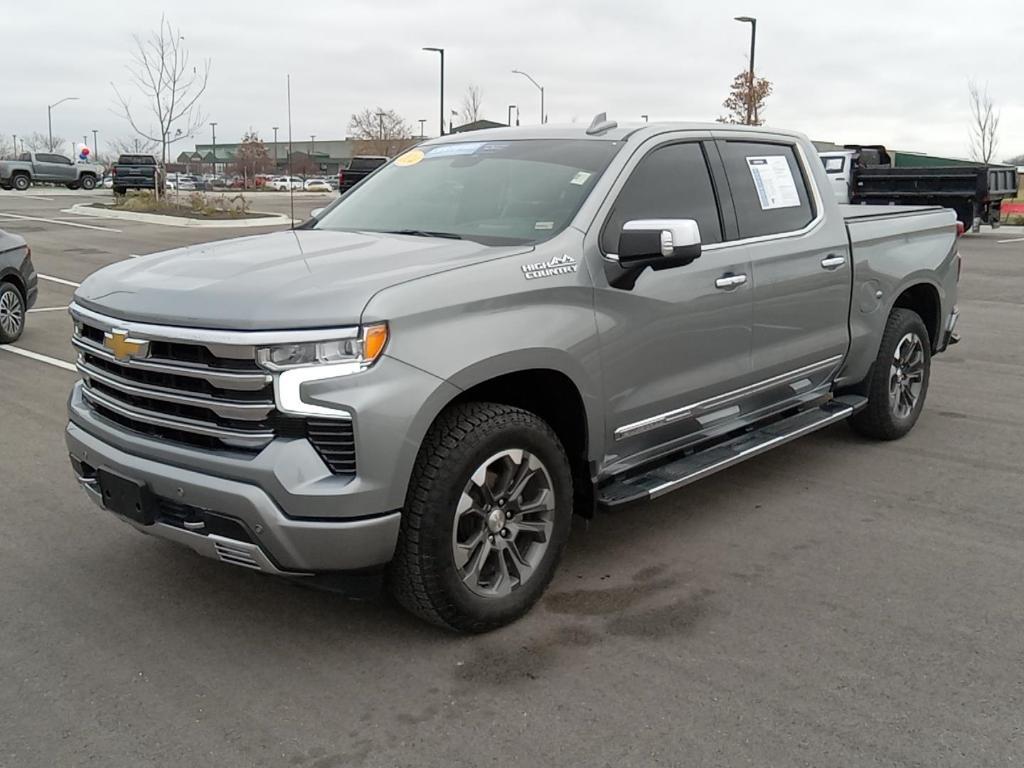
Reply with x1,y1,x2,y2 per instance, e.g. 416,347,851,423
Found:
1,194,1023,767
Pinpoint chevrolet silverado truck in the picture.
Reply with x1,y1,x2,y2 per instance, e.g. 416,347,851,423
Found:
0,151,103,191
111,154,162,196
66,118,961,632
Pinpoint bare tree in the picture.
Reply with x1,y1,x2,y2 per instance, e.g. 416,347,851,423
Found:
460,85,484,124
347,108,413,157
968,80,1000,164
111,15,211,164
718,70,773,126
110,136,160,156
0,135,13,159
24,131,67,154
232,130,273,184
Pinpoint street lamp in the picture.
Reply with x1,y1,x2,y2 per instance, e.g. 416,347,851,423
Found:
450,109,458,134
209,121,217,175
310,134,316,156
507,104,517,126
418,119,426,139
734,16,757,125
92,129,98,160
641,114,649,122
47,96,78,152
422,47,445,137
272,126,279,168
512,70,544,124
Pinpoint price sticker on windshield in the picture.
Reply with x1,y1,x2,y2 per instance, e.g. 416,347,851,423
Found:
746,156,800,209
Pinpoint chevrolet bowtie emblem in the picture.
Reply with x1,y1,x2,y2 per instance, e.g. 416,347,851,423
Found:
103,330,149,361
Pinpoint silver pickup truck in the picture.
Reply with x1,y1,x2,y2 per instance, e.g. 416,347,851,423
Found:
66,118,961,632
0,151,103,191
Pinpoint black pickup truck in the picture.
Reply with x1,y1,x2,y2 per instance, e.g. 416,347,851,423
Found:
111,154,163,195
337,155,388,194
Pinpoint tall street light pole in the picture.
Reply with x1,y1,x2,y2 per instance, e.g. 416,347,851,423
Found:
734,16,757,125
418,119,426,139
210,121,217,175
507,104,517,126
47,96,78,152
272,126,279,168
422,47,445,137
92,129,98,159
511,70,544,124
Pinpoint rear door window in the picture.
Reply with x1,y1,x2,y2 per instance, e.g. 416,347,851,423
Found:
601,142,723,253
717,141,815,239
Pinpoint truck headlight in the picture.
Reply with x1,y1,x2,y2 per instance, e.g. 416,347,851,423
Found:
256,324,388,418
256,323,388,371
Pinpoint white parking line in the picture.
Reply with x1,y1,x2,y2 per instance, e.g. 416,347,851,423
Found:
997,237,1024,244
27,306,70,313
0,345,76,372
0,211,121,232
38,274,81,287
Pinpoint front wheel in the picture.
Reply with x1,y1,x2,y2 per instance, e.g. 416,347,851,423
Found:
79,175,96,190
389,403,573,632
849,308,931,440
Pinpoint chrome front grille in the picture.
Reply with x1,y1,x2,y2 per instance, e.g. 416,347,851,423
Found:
70,304,358,472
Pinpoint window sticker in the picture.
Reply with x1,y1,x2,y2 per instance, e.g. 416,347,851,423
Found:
394,149,424,167
534,221,554,230
569,171,592,185
425,142,484,158
746,156,801,209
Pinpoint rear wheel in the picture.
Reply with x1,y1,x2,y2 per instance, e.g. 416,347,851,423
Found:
849,308,931,440
389,402,573,632
0,282,26,343
113,186,126,196
12,174,30,191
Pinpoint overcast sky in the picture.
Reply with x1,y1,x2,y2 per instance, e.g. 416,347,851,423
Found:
2,0,1021,160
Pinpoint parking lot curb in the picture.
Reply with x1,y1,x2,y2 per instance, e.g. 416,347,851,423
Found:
63,204,298,228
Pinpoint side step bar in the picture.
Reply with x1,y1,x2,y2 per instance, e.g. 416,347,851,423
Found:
597,396,867,509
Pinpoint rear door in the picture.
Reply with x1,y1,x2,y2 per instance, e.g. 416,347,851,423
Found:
35,153,72,182
588,136,753,471
713,135,850,390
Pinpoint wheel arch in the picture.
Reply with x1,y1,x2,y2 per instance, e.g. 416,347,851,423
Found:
0,268,26,299
892,281,941,351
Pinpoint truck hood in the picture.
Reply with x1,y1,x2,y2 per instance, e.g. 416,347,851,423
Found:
74,229,532,329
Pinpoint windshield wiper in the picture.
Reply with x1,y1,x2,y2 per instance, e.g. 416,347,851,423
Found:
382,229,464,240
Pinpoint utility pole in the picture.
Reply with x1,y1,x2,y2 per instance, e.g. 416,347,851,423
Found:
734,16,757,125
11,135,16,158
209,121,217,175
422,47,445,136
92,129,98,160
272,126,279,169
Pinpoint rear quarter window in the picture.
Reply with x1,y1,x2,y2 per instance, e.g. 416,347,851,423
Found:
118,155,156,165
718,141,816,239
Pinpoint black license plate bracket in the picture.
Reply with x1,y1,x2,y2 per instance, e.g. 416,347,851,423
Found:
97,469,156,526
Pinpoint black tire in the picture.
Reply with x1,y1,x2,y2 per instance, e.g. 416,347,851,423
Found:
389,402,573,633
0,282,26,344
12,174,30,191
79,175,96,191
66,182,80,190
113,186,126,196
849,308,931,440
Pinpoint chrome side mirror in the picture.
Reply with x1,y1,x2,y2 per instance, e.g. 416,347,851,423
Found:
617,219,702,266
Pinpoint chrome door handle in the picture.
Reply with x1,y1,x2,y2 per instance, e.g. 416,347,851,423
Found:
715,274,748,290
820,255,846,270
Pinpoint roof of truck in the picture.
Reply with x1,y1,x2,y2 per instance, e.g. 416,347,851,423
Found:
426,120,810,145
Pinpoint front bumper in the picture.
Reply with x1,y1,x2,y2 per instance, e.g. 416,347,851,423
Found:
66,419,401,574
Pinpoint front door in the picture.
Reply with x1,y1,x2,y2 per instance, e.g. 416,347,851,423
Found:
588,139,753,472
713,137,850,388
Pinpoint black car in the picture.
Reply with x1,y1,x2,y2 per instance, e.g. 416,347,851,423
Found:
0,229,38,343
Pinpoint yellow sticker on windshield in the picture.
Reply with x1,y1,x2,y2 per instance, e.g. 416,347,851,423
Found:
395,149,424,167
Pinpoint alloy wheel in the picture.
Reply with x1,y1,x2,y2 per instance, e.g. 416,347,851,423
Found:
889,332,925,419
452,448,556,598
0,288,24,338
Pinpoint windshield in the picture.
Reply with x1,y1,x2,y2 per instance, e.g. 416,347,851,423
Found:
315,139,621,245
